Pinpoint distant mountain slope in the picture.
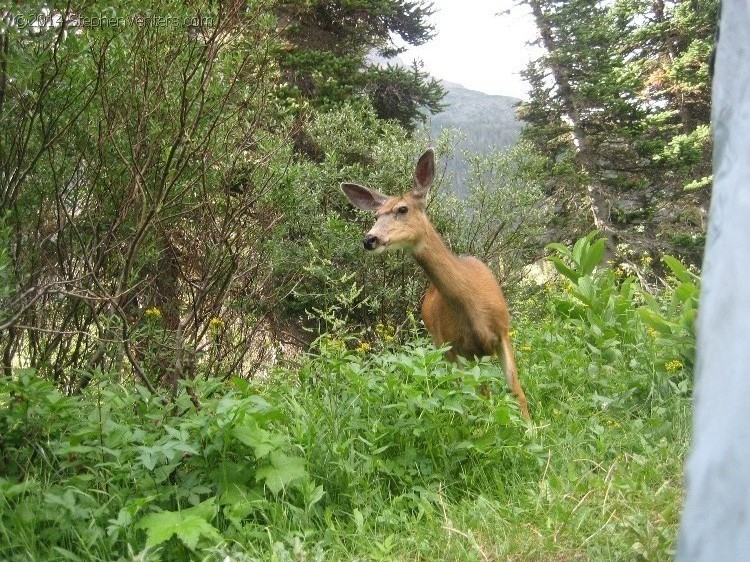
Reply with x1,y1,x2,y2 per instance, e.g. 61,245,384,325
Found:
430,81,522,150
427,81,522,193
366,54,522,157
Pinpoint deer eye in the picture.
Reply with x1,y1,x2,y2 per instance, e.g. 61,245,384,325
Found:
396,205,409,215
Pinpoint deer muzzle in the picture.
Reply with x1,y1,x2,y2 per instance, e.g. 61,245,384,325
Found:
363,234,380,251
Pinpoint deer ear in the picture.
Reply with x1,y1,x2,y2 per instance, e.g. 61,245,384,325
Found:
412,148,435,199
341,183,388,212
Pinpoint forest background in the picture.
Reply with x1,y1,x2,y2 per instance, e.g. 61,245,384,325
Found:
0,1,713,560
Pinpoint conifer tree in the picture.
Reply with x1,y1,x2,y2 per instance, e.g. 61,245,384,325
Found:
520,0,717,265
277,0,445,130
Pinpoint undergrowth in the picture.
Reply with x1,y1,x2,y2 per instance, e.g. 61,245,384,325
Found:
0,237,696,561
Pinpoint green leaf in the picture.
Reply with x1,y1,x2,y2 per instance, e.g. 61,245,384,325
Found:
136,500,220,550
138,447,159,471
255,452,307,495
1,478,39,498
106,508,133,539
572,236,586,265
230,376,249,392
494,405,511,425
51,546,80,561
232,420,286,458
549,256,579,283
663,255,699,284
221,485,265,521
353,508,365,532
443,397,465,414
305,484,326,511
580,238,605,276
185,497,219,521
575,276,594,306
545,242,573,259
138,513,220,550
452,440,476,451
675,282,698,304
638,309,674,335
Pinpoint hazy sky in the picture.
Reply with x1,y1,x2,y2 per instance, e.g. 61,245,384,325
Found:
400,0,540,100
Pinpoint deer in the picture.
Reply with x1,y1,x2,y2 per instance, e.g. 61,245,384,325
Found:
341,148,530,420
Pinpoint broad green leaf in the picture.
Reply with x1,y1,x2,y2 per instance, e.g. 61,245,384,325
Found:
106,508,133,538
51,546,79,561
675,281,698,303
1,478,39,498
136,499,220,550
230,376,250,392
452,440,475,451
184,497,219,521
663,255,699,283
572,237,585,264
222,486,265,520
638,309,674,335
443,397,465,415
245,395,285,422
682,308,698,327
232,421,286,458
138,447,159,471
545,242,573,259
494,406,511,425
549,256,579,283
575,276,594,306
137,512,221,550
580,238,605,276
306,484,325,510
255,452,307,495
353,508,365,531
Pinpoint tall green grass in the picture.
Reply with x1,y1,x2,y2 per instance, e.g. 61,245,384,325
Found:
0,243,694,561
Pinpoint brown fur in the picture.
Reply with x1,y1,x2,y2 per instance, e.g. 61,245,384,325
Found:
342,149,530,420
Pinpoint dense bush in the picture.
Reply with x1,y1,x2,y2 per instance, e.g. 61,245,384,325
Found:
0,346,530,560
0,1,293,390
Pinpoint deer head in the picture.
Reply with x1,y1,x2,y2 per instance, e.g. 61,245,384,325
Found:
341,148,436,254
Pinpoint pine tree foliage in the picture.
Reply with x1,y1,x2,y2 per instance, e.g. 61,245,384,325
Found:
520,0,716,265
276,0,445,129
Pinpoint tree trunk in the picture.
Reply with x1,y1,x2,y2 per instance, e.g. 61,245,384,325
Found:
526,0,617,258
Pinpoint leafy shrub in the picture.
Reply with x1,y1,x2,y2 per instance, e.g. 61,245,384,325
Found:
0,371,315,560
263,102,428,341
0,340,533,560
289,340,532,509
545,232,697,409
547,231,642,359
639,255,699,372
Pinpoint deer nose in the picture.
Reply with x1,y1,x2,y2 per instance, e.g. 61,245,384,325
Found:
363,234,380,251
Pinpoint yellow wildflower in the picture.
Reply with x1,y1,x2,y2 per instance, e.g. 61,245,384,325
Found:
324,338,346,353
665,359,683,372
144,307,162,320
376,322,395,343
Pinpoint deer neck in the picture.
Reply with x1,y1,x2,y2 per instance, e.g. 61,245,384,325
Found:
412,224,466,304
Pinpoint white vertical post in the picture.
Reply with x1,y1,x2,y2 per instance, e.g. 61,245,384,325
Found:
678,2,750,560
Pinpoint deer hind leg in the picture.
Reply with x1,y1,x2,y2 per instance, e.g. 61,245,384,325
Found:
497,332,530,420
